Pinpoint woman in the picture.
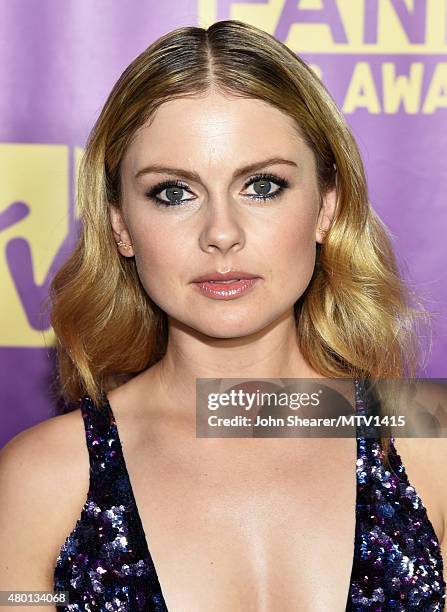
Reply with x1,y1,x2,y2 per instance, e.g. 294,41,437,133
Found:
0,19,445,612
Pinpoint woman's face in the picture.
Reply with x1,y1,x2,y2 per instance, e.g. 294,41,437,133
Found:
110,91,336,338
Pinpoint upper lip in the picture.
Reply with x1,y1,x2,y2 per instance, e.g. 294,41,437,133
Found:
191,270,260,283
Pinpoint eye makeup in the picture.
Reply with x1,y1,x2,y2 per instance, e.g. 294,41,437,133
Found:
144,172,290,207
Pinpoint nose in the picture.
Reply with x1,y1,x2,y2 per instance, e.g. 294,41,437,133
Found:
198,195,245,255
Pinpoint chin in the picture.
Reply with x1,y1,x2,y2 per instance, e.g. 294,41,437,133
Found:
189,316,273,341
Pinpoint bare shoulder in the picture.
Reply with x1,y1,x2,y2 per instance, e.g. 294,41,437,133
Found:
0,406,90,591
390,380,447,558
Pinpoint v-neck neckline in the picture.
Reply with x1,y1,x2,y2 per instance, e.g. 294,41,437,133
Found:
102,378,363,611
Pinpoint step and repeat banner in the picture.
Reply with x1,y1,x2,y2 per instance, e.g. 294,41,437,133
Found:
1,0,446,445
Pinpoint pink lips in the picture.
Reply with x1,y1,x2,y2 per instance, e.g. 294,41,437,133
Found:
192,278,260,300
191,270,259,283
191,270,261,300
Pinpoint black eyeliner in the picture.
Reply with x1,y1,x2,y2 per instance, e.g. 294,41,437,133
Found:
145,172,290,206
145,179,191,206
243,172,289,189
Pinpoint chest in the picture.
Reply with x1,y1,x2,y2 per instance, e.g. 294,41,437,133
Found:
121,435,358,611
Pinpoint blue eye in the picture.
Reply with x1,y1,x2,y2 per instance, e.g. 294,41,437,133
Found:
243,173,289,201
146,180,195,207
145,173,290,207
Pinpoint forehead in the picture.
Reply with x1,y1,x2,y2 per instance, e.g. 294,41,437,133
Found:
122,92,313,172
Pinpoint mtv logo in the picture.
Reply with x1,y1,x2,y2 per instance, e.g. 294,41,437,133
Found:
0,144,83,346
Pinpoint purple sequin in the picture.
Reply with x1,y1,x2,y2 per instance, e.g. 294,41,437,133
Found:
53,397,167,611
53,379,446,611
348,379,445,611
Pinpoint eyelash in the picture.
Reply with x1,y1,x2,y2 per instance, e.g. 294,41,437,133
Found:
145,173,290,207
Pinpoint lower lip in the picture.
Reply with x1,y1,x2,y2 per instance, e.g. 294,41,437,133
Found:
192,278,260,300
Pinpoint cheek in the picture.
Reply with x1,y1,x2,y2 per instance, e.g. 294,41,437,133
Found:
131,224,185,300
267,209,317,291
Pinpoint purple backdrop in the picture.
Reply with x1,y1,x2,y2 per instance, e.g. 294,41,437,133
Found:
1,0,446,446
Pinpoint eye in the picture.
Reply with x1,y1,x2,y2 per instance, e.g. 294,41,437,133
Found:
146,173,290,207
146,180,196,207
243,173,289,201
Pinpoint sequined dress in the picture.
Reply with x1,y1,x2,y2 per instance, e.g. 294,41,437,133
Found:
53,379,446,610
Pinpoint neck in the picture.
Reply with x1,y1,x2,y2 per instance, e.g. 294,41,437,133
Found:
142,309,324,418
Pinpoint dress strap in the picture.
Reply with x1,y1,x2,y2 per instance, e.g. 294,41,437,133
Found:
79,394,125,503
354,377,386,441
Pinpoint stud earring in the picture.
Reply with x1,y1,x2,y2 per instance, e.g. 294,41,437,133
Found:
117,240,133,250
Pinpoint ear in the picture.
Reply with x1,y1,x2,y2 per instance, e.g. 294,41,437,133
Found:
109,204,135,257
316,184,337,244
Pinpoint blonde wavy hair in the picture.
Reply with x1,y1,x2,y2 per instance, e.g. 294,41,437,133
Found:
49,20,432,466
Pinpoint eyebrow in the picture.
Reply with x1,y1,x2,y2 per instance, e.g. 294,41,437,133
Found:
134,157,298,182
